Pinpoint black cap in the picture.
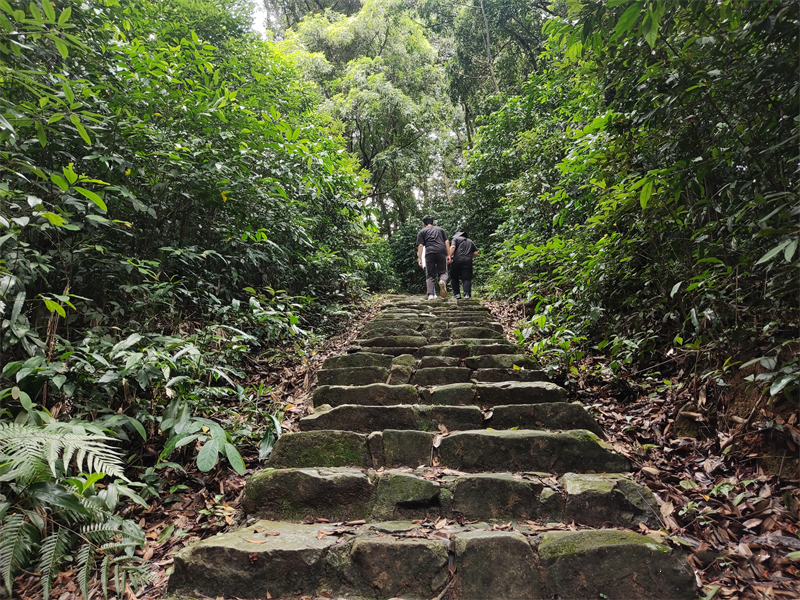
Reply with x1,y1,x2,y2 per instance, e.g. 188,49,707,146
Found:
422,215,434,224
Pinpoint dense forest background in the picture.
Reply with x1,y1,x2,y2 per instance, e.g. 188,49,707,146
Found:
0,0,797,598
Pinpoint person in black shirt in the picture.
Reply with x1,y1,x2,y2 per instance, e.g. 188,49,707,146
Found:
448,231,478,299
416,215,451,299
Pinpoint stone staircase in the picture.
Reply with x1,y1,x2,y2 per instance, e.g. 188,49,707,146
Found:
168,297,696,600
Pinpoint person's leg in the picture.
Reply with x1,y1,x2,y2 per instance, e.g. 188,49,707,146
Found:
431,253,448,297
462,262,474,298
451,262,462,297
425,263,436,296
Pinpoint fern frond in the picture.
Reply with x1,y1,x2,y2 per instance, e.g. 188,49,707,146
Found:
38,528,71,600
76,543,93,600
79,517,121,545
100,554,110,600
0,513,35,597
0,423,126,482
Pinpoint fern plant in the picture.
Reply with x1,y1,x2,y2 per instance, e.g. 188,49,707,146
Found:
0,423,149,599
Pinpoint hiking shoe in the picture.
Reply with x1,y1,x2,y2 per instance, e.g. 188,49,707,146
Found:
428,294,435,300
454,294,461,299
464,294,471,299
438,280,447,298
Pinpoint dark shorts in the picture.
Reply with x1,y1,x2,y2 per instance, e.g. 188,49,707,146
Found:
450,260,473,280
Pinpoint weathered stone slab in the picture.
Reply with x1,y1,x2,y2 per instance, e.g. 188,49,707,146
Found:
417,382,477,405
387,364,413,384
358,335,428,348
437,430,630,473
316,366,389,386
420,343,516,358
414,405,484,431
452,338,515,346
449,326,505,340
418,355,461,368
391,353,418,367
562,473,661,528
473,368,548,383
357,346,422,357
477,381,568,405
383,429,433,467
267,431,370,468
349,537,449,599
465,354,539,369
300,405,416,433
538,530,695,600
451,474,543,521
243,468,372,521
322,352,393,370
441,343,516,357
412,367,473,386
360,324,422,337
490,403,604,437
313,384,417,408
169,521,341,599
371,471,440,520
454,531,541,600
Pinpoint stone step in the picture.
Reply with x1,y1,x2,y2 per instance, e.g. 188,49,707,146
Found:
301,403,603,437
169,521,694,600
242,467,660,528
322,352,394,370
313,381,567,407
418,342,518,358
266,429,630,473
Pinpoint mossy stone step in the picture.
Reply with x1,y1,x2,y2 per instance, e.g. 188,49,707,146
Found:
301,404,484,433
267,429,629,473
360,324,423,337
301,403,601,435
438,429,630,473
489,403,604,437
358,335,428,348
418,342,516,358
538,529,695,599
242,468,656,527
477,381,568,404
169,521,694,600
449,326,505,339
351,345,423,356
472,367,547,382
418,355,461,367
317,366,390,386
322,352,393,370
411,366,473,386
313,383,418,408
465,354,539,369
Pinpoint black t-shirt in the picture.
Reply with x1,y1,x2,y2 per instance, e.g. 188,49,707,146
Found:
416,225,448,255
451,235,477,262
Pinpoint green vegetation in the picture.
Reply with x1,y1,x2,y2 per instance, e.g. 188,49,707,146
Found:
1,0,796,597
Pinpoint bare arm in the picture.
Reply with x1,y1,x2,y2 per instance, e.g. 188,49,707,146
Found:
417,243,424,265
445,240,452,262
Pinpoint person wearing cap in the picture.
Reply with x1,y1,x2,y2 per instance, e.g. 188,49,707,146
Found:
416,215,451,299
448,230,478,299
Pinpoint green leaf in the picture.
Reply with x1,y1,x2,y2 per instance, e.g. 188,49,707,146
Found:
49,173,69,191
615,1,644,36
69,115,91,145
53,37,68,58
35,121,46,147
28,2,42,21
640,179,653,209
43,299,66,318
29,482,89,515
196,439,219,472
42,0,54,21
642,10,659,48
770,374,795,397
670,281,682,298
74,187,107,211
223,443,245,475
755,240,792,265
784,238,797,262
40,212,65,226
57,5,70,25
47,112,64,124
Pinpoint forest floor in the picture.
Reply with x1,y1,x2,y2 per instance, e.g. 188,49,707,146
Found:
19,295,799,600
